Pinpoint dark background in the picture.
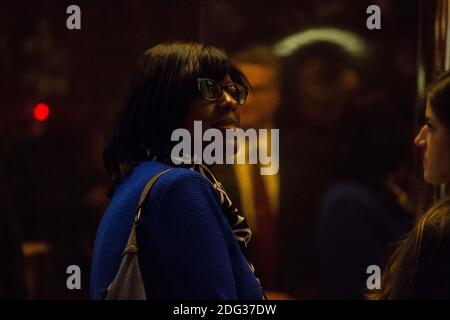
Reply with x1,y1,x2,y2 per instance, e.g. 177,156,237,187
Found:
1,0,431,299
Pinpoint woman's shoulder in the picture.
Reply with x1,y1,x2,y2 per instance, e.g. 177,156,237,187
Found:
137,164,227,235
127,161,210,186
111,161,215,203
155,166,213,190
133,162,218,199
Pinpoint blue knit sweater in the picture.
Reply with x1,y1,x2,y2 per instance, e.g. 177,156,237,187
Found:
90,161,263,300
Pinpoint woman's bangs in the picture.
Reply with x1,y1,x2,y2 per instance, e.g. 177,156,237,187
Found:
196,49,229,81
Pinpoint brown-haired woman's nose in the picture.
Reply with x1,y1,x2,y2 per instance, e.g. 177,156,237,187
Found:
414,125,427,148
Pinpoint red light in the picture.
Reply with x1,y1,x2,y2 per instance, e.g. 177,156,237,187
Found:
33,103,50,121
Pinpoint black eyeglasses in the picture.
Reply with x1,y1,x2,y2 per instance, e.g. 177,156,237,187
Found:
197,78,248,105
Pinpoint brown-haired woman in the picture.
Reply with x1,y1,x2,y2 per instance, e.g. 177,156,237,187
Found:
372,72,450,299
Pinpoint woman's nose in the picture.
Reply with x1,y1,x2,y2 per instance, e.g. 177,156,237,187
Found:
414,125,427,147
218,91,238,111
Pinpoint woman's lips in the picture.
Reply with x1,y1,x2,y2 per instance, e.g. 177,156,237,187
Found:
214,119,240,131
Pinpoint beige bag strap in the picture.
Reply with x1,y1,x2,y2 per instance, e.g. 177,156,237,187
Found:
134,168,172,224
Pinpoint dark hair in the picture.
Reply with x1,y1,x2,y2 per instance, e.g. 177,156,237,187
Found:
104,42,248,191
428,71,450,128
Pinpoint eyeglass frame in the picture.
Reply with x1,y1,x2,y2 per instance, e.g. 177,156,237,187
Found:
196,78,248,105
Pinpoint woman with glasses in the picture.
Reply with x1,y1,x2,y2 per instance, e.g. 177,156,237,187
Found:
371,71,450,299
90,42,264,299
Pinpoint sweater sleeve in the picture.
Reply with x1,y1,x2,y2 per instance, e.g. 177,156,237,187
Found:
137,169,239,299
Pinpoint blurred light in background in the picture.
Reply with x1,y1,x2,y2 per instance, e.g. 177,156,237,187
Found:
273,27,368,58
33,103,50,122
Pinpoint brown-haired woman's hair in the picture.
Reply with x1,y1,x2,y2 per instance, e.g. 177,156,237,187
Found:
369,196,450,299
